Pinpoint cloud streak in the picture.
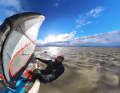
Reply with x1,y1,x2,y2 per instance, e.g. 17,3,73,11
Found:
76,6,104,28
70,30,120,46
76,15,92,28
87,7,104,18
0,0,23,16
53,0,61,7
37,30,120,47
0,0,21,11
37,31,76,45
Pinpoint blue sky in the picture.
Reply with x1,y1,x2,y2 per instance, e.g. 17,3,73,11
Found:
0,0,120,46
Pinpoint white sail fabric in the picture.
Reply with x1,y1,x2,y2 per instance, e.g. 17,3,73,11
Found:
0,12,45,84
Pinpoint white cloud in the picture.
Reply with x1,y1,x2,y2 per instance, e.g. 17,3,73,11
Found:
76,6,104,28
0,0,21,11
37,31,76,45
38,30,120,46
0,0,22,16
87,7,104,18
80,30,84,33
76,15,92,28
53,2,59,7
53,0,61,7
70,30,120,46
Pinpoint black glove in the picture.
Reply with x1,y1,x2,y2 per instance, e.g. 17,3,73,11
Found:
29,69,42,82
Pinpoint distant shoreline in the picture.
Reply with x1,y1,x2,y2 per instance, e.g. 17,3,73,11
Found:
36,46,120,48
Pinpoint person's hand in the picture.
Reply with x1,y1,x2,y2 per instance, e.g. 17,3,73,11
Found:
29,69,41,82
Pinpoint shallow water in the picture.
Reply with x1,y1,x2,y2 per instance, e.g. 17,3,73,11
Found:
0,47,120,93
35,47,120,93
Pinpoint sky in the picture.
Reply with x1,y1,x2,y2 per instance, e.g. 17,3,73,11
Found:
0,0,120,46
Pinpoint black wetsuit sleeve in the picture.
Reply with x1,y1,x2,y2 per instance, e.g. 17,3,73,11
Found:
40,67,64,83
35,58,50,64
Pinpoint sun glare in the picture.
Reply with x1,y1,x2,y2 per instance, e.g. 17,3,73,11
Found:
48,47,59,57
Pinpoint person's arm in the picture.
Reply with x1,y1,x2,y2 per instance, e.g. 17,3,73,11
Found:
30,67,64,83
40,67,64,83
35,58,50,64
29,69,55,83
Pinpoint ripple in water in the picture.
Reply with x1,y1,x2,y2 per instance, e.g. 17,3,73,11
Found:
34,47,120,93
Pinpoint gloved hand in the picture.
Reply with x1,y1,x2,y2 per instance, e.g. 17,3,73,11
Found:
29,69,42,82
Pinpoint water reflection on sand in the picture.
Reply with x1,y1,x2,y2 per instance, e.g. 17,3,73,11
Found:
35,47,120,93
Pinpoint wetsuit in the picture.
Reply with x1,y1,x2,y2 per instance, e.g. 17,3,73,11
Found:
31,58,64,83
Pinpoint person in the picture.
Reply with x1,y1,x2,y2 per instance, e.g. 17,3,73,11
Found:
30,55,65,83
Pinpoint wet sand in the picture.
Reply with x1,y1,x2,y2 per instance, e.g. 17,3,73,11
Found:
35,47,120,93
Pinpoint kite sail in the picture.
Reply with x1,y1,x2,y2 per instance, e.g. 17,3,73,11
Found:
0,12,45,88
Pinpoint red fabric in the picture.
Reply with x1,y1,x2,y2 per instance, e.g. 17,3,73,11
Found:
9,41,35,77
24,69,33,80
0,88,3,92
0,74,4,80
